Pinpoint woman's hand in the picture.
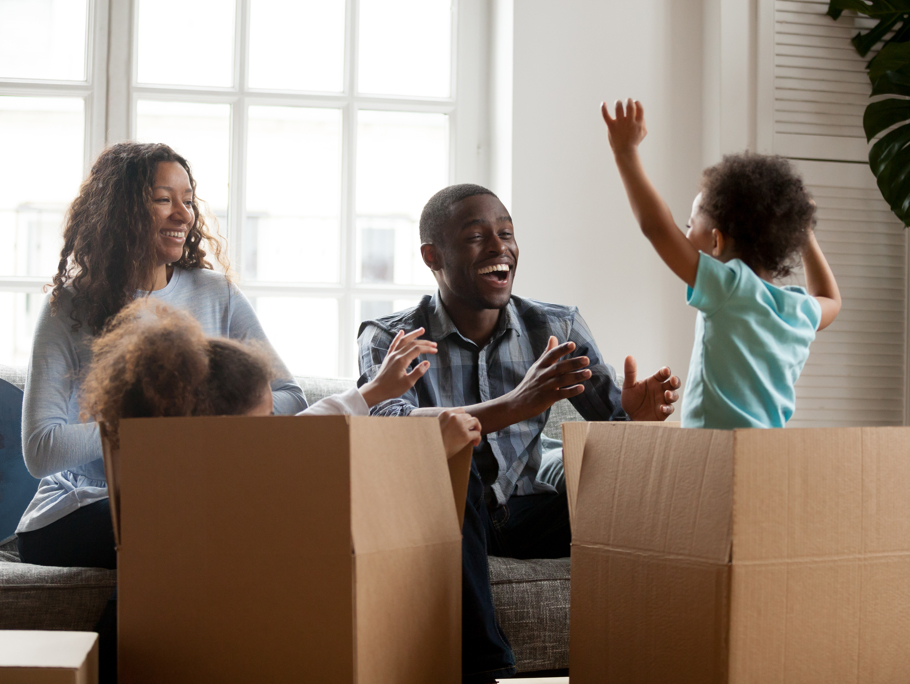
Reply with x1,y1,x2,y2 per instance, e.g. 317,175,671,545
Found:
359,328,437,408
438,408,482,459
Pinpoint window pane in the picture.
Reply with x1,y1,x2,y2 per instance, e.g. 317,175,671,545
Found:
0,292,43,366
245,106,342,284
136,0,235,87
0,0,88,81
353,297,425,376
0,96,83,277
248,0,344,92
254,296,338,378
135,100,231,241
358,0,451,97
356,110,446,287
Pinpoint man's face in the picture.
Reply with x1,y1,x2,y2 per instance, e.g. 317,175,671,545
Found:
433,194,518,311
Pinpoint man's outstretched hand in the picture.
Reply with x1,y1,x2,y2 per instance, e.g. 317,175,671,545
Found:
620,356,681,421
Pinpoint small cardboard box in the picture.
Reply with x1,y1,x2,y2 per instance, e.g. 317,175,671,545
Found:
113,415,470,684
563,423,910,683
0,631,98,684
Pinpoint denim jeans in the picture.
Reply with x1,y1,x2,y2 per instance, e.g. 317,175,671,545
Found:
462,450,571,683
17,500,118,684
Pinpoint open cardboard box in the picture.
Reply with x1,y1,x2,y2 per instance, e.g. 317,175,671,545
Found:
107,415,470,684
563,422,910,683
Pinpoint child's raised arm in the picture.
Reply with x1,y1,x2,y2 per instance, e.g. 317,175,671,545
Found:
801,229,841,331
602,99,700,287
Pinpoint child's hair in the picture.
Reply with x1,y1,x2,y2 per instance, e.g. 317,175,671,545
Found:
81,299,275,447
699,153,814,279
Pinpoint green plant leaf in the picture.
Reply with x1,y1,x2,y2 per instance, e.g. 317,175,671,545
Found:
827,1,910,18
854,15,902,56
869,124,910,176
863,98,910,140
868,39,910,77
877,143,910,224
828,1,910,226
870,69,910,95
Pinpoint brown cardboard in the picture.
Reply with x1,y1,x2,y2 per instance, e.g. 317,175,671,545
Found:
563,423,910,684
0,631,98,684
115,415,467,684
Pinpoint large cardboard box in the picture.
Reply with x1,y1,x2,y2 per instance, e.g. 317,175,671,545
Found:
563,423,910,684
0,631,98,684
112,415,470,684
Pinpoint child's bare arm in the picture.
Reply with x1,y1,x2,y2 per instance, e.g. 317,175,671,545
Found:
801,229,841,330
602,99,700,288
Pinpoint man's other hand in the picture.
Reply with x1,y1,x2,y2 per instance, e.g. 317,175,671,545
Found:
620,356,681,421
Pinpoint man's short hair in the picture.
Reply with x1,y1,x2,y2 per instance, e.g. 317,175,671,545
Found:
419,184,498,246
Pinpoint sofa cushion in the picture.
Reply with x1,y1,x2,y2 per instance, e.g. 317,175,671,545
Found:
0,539,116,631
0,364,26,392
295,376,356,406
489,556,571,673
0,379,39,544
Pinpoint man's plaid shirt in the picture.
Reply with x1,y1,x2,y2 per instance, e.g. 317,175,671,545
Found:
357,292,627,505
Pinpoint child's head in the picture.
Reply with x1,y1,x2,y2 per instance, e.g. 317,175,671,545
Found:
82,299,275,447
690,153,814,279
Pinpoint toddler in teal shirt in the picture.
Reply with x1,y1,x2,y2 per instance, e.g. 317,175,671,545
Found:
602,99,841,429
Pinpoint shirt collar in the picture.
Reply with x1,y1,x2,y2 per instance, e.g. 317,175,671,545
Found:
428,291,522,348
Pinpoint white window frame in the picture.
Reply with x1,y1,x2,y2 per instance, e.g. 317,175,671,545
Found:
0,0,109,298
105,0,489,377
1,0,489,377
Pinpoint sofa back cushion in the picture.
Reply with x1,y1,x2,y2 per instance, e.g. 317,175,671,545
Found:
0,379,39,543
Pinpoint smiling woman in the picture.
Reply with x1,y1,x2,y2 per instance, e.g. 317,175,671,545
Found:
15,141,308,571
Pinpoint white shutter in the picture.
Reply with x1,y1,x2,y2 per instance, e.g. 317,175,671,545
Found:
769,0,880,162
757,0,909,426
790,161,907,427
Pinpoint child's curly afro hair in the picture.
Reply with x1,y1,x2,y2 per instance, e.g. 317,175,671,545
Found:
699,152,814,279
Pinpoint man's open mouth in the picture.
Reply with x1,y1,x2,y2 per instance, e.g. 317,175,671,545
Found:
477,263,511,282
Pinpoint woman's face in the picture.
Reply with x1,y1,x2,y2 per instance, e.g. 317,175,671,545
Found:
151,161,195,268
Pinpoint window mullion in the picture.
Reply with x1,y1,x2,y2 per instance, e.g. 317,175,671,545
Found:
339,0,360,377
105,0,132,145
229,0,250,279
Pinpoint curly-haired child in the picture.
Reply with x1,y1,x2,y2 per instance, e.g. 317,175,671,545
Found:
602,99,841,428
82,299,481,454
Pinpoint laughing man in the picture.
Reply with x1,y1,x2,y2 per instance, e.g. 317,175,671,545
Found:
357,184,681,683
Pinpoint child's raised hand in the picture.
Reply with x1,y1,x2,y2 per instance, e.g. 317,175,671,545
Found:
601,99,647,154
438,408,482,459
359,328,437,408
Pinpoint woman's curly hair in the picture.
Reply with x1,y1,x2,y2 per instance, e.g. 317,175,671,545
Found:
81,300,275,448
699,153,814,279
50,142,229,335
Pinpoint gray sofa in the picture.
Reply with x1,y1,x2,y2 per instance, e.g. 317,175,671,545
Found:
0,366,579,675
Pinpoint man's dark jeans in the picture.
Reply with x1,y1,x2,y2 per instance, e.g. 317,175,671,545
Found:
462,461,571,683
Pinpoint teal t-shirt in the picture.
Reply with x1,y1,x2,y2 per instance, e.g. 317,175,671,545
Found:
681,254,822,429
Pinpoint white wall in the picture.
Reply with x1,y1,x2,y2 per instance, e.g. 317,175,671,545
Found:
502,0,705,396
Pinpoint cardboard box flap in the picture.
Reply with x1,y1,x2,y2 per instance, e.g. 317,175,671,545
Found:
575,424,733,564
120,416,354,559
119,416,359,683
861,427,910,555
562,421,591,531
350,417,462,555
732,427,910,563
